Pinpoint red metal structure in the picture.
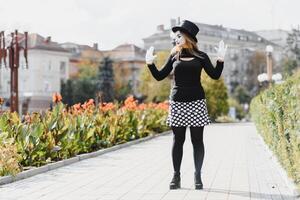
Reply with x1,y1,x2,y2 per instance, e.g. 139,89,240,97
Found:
0,30,28,113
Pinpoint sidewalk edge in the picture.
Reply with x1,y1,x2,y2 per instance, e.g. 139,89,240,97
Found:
254,125,300,198
0,130,171,186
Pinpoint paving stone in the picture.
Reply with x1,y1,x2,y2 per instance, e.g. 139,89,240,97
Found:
0,123,298,200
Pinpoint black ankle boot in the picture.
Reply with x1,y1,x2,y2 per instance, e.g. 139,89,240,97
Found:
194,172,203,189
169,172,181,189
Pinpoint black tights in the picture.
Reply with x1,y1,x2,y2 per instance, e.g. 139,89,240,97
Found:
171,126,204,175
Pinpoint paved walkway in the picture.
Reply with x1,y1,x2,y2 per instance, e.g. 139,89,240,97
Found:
0,123,298,200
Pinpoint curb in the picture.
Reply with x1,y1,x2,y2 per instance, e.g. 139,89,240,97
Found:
0,130,171,186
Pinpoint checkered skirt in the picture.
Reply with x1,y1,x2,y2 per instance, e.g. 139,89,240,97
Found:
166,98,211,127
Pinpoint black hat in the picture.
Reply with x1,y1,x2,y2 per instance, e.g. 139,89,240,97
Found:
172,20,199,42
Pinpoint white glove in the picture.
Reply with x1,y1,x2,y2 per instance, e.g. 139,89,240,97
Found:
215,40,228,62
145,46,157,65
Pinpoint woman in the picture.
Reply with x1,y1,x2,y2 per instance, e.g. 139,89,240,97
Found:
145,19,227,190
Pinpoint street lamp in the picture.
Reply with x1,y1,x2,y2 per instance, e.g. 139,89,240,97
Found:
272,73,283,84
257,72,283,88
0,30,28,113
265,45,273,85
257,73,268,83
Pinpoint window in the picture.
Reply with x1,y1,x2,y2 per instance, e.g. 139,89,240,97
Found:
60,61,66,74
44,81,50,92
48,61,52,70
209,45,213,52
7,80,10,93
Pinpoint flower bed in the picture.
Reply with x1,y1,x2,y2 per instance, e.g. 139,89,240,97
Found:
0,95,169,176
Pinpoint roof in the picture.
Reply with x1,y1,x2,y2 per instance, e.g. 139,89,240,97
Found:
60,42,97,51
107,43,146,62
59,42,102,61
25,33,69,52
143,21,269,43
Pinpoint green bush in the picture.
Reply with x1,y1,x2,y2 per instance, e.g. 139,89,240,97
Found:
202,72,229,121
250,70,300,191
228,97,246,120
0,140,21,176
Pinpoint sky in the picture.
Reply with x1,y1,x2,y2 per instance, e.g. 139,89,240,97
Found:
0,0,299,50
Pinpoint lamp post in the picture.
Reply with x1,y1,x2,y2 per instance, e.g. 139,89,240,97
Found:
265,45,273,85
257,72,283,91
257,73,268,90
0,30,28,113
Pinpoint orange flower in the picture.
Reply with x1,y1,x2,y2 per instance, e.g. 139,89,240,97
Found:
87,99,94,106
138,103,147,110
99,102,116,112
79,99,95,114
73,103,81,110
123,95,137,110
52,92,62,103
124,95,135,105
147,102,156,109
156,101,169,111
81,102,88,110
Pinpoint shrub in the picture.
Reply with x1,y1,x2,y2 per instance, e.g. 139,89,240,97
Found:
250,70,300,190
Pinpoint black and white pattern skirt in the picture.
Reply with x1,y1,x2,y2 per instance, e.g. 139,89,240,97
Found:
166,99,211,127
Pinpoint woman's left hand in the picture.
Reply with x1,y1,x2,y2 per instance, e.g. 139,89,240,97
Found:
215,40,228,62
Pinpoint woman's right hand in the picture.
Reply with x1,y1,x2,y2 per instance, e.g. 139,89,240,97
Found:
145,46,157,64
170,45,180,56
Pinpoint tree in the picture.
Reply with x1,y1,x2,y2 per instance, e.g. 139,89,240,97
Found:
138,51,171,103
60,58,101,105
247,51,266,96
96,56,115,102
77,59,98,79
113,63,133,101
61,79,74,106
114,78,132,101
287,27,300,62
282,58,298,77
201,72,229,121
233,85,251,104
73,78,97,104
228,97,246,120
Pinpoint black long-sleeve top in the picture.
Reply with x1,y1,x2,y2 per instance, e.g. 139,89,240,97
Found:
147,48,224,102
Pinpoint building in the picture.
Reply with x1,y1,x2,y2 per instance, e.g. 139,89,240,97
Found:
103,43,146,98
60,42,103,78
0,33,70,113
255,29,290,48
60,42,145,99
255,29,298,60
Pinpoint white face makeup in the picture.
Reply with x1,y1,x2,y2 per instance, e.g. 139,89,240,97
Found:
174,31,186,47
